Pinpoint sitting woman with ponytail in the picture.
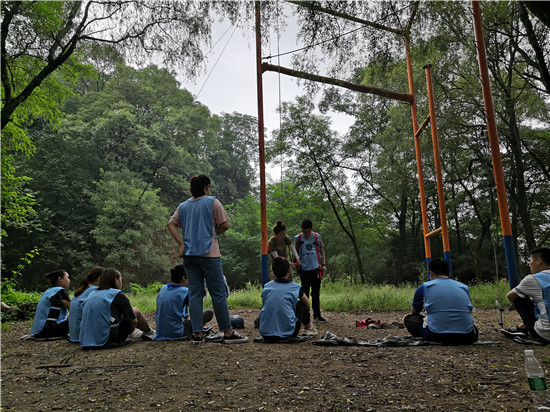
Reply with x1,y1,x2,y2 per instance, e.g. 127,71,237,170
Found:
68,266,105,343
79,268,154,349
30,270,71,340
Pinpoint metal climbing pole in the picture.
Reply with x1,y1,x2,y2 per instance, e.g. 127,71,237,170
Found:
471,1,519,288
255,0,269,285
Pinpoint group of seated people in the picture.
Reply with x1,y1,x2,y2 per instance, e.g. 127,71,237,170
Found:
30,265,211,349
28,246,550,347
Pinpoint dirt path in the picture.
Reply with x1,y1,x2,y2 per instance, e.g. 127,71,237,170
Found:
1,308,547,411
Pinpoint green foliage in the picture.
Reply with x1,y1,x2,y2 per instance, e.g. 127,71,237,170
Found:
130,282,164,296
0,278,41,307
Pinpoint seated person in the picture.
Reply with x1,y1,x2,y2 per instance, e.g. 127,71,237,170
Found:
79,268,154,349
31,270,71,339
501,247,550,343
404,258,478,345
259,257,317,341
68,266,104,343
154,264,213,341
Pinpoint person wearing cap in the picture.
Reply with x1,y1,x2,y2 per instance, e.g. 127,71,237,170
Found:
501,247,550,343
404,258,478,344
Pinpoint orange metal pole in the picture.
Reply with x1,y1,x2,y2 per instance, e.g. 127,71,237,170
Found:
405,37,431,274
424,64,452,273
255,1,269,285
471,1,519,288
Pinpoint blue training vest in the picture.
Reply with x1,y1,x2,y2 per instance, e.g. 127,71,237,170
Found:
532,271,550,320
178,196,216,256
424,278,474,334
79,288,122,347
68,286,98,343
259,280,302,338
295,232,321,271
154,284,189,340
31,287,68,336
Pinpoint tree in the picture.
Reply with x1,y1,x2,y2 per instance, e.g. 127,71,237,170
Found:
269,96,367,282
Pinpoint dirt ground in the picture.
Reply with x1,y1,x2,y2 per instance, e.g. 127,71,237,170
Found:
1,308,549,411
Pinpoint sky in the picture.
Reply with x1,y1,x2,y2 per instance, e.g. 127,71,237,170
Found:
175,10,355,182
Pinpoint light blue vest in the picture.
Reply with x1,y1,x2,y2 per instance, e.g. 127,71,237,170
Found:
532,271,550,320
79,288,122,347
424,278,474,334
31,287,68,335
154,284,189,340
178,196,216,256
295,233,321,271
259,280,301,338
68,286,98,343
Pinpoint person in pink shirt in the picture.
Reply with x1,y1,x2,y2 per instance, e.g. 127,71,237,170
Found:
167,174,248,345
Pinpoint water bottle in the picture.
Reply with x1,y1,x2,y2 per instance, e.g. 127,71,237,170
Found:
525,349,550,410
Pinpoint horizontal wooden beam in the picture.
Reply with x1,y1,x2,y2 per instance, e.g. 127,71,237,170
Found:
261,62,414,104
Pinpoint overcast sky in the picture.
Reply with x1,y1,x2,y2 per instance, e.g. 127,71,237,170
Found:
176,11,355,181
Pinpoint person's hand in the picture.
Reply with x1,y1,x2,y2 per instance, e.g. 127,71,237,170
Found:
178,244,184,258
296,258,302,267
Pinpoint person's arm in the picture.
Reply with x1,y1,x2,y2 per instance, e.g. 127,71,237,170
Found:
288,244,301,266
167,221,185,258
216,221,229,235
299,293,310,309
507,290,519,303
320,247,327,274
410,285,424,314
58,289,71,309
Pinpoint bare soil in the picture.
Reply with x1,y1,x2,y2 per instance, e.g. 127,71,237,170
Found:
1,308,548,411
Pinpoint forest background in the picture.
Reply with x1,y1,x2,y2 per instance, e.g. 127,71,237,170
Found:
1,1,549,295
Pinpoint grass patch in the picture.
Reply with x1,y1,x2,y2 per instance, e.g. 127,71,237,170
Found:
126,279,511,314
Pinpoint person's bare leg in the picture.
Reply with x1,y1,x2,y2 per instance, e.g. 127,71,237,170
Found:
133,307,152,332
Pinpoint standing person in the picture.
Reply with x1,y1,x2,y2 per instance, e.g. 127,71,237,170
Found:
167,174,248,344
295,219,327,323
501,247,550,343
268,220,301,270
68,266,104,343
79,268,154,349
404,258,478,344
259,257,317,340
154,264,214,341
30,270,71,339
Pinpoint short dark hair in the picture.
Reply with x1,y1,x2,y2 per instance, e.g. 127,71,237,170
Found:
301,219,313,229
99,268,122,290
45,270,68,286
189,174,211,198
531,247,550,266
170,264,186,283
272,257,290,278
273,220,286,235
428,258,449,277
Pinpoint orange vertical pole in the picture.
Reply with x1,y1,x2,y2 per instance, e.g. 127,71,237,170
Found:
471,1,519,288
424,64,452,275
405,37,431,276
255,0,269,285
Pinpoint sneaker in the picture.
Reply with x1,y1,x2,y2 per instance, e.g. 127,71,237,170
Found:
203,326,213,337
314,316,327,323
129,329,143,339
500,325,528,339
302,326,318,336
222,331,249,344
191,334,203,345
141,329,155,341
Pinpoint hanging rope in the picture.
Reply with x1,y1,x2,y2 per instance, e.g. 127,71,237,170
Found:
196,25,238,99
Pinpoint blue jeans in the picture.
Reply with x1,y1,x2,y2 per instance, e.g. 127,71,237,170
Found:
184,256,232,333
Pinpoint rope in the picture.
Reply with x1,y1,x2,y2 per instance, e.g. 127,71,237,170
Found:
196,25,238,99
